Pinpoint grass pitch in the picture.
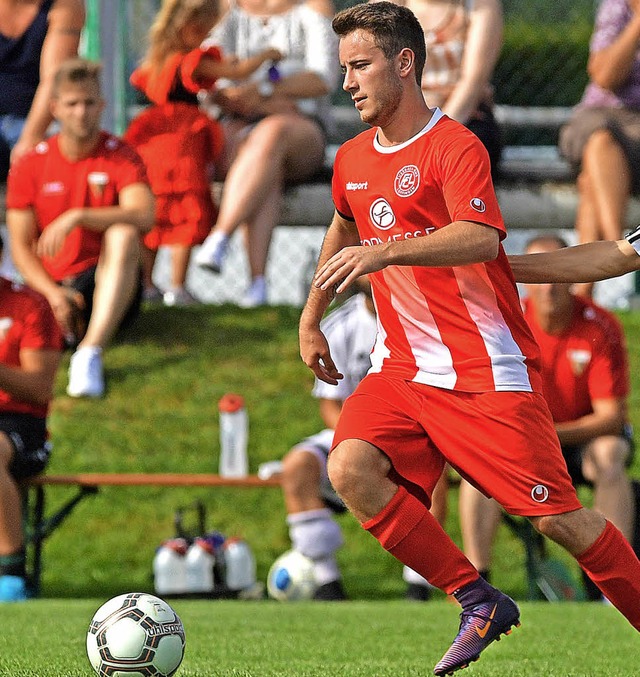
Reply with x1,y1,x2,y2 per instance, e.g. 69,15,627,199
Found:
0,599,637,676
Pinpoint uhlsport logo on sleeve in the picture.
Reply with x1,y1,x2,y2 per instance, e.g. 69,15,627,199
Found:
470,197,486,213
394,165,420,197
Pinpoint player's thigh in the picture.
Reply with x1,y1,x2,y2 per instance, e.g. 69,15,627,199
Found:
0,414,50,480
412,386,582,517
333,375,446,506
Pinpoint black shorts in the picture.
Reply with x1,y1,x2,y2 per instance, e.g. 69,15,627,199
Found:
0,413,51,480
562,424,635,487
62,264,143,349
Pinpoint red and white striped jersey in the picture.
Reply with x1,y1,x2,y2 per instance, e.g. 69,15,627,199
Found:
332,109,542,393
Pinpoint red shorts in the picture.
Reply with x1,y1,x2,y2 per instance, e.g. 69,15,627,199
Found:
333,374,582,516
143,192,217,250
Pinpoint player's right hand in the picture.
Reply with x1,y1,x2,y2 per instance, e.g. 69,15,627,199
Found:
299,326,344,385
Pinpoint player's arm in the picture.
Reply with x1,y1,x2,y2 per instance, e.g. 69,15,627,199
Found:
300,211,360,384
7,207,85,336
318,397,343,430
315,219,499,295
441,0,503,123
36,182,155,259
11,0,85,164
508,238,640,284
0,347,61,407
554,397,627,448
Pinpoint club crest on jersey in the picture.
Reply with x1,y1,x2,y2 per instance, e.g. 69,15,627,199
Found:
470,197,486,213
567,348,591,376
394,165,420,197
369,198,396,230
88,172,109,198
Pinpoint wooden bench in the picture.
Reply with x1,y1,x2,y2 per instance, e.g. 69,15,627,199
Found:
21,470,584,601
21,473,281,595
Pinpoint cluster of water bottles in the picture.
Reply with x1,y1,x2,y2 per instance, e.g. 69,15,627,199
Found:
153,532,258,598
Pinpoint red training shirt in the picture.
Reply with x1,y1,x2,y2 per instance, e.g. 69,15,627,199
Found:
6,132,149,281
0,277,62,418
523,296,629,423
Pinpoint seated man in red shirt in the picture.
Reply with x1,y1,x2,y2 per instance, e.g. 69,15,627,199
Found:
461,234,635,598
0,234,62,602
6,58,155,398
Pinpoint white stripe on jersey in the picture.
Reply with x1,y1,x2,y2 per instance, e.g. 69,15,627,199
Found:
385,266,457,389
453,265,533,391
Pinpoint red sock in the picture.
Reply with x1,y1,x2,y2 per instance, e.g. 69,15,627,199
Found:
577,520,640,631
363,485,478,594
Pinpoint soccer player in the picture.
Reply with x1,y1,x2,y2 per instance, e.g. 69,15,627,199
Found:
299,3,640,674
6,58,155,398
0,234,62,601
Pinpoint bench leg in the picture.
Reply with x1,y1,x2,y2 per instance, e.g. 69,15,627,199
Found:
23,484,99,596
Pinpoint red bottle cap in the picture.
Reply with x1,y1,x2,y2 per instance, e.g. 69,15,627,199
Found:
218,393,245,413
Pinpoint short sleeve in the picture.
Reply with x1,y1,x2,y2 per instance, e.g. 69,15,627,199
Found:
21,292,63,352
181,47,224,93
590,0,630,53
587,312,629,401
6,151,38,210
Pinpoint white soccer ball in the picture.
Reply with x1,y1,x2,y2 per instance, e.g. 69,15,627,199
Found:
86,592,185,677
267,550,318,601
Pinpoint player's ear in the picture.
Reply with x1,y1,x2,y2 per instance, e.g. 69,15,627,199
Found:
398,48,414,78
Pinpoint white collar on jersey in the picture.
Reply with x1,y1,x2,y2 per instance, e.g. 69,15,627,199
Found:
373,107,445,154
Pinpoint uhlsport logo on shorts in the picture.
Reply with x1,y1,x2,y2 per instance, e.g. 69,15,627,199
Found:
470,197,486,213
369,198,396,230
394,165,420,197
531,484,549,503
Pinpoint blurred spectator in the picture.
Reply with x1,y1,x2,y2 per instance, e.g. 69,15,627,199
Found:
0,233,62,602
0,0,85,179
126,0,282,307
384,0,503,174
271,279,431,600
195,0,340,307
459,234,636,598
559,0,640,297
6,58,154,398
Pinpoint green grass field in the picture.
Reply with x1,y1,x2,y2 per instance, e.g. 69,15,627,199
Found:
6,303,640,675
1,599,638,676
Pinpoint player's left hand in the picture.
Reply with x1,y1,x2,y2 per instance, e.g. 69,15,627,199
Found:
36,209,81,258
315,244,385,294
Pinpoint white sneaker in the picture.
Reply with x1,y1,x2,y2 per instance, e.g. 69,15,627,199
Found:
67,346,104,398
239,276,267,308
163,287,199,307
194,232,229,273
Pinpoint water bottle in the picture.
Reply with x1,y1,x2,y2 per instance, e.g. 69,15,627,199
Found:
184,537,216,594
218,393,249,477
223,538,256,591
153,538,188,595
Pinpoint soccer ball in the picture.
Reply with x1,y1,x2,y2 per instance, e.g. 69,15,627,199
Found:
86,592,185,676
267,550,318,601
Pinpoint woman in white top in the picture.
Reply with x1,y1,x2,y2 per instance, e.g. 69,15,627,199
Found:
195,0,339,307
390,0,504,172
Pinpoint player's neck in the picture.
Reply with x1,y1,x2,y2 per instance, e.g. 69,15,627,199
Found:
377,101,434,147
57,131,102,162
535,306,573,335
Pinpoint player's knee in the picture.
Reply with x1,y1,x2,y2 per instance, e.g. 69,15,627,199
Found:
327,441,389,500
585,436,630,483
281,449,321,500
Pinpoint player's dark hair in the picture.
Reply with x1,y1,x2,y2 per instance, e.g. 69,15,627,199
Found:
52,58,102,97
332,1,426,86
525,234,569,251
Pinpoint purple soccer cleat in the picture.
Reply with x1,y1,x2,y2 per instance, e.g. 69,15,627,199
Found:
433,591,520,675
